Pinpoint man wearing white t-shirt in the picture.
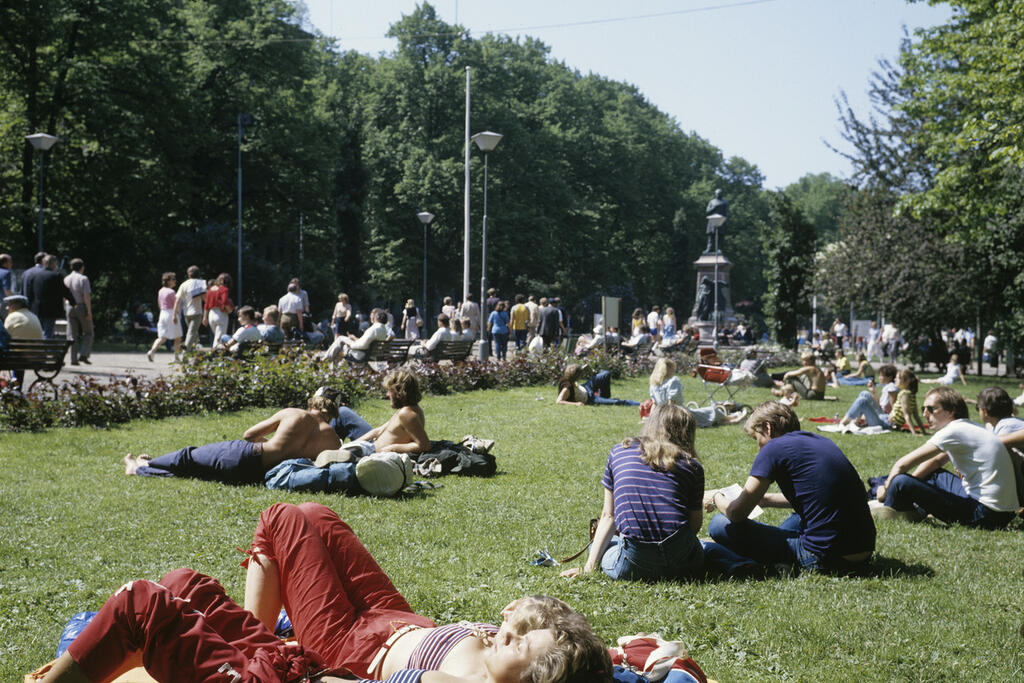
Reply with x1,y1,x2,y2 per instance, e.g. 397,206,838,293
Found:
874,386,1019,527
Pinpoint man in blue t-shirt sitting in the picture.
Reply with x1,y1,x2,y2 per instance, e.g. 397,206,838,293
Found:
703,401,876,573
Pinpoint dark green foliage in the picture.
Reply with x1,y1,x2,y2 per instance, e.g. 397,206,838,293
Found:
1,0,772,337
760,191,816,348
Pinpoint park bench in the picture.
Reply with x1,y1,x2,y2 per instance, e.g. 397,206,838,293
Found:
233,340,284,358
362,339,414,365
0,338,72,393
426,339,475,363
618,340,653,358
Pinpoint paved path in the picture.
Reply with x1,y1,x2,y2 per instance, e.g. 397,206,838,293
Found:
62,349,177,383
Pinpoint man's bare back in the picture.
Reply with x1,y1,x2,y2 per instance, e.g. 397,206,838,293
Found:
244,407,341,467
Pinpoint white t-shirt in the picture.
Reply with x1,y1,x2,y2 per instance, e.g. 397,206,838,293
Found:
983,334,997,352
938,363,962,385
424,326,456,351
646,311,661,332
928,419,1019,511
989,417,1024,436
177,278,207,316
278,292,304,315
649,377,684,406
879,381,898,412
231,324,262,344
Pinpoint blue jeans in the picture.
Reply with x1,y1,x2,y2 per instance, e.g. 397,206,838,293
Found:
136,440,264,484
836,374,871,386
40,318,56,339
884,470,1015,528
600,529,704,581
492,331,509,360
585,371,639,406
708,512,822,570
330,406,373,442
844,390,891,427
513,328,527,350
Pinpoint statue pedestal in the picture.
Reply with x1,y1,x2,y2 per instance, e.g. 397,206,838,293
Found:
689,252,736,342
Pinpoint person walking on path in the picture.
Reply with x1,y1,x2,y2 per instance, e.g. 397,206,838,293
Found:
31,254,74,339
63,257,93,364
148,272,182,361
175,265,206,350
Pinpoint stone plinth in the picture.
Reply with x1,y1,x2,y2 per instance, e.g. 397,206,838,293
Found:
688,252,737,341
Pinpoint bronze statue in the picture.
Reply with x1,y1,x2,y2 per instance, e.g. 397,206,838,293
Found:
704,189,729,254
696,275,729,321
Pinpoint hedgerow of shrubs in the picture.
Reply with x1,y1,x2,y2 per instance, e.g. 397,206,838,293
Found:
1,346,667,432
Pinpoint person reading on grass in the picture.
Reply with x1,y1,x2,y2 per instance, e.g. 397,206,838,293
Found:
871,386,1020,527
703,401,876,574
320,370,431,464
771,352,828,400
556,363,640,407
123,388,341,484
37,502,613,683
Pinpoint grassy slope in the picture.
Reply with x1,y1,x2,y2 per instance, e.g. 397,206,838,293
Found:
2,372,1023,681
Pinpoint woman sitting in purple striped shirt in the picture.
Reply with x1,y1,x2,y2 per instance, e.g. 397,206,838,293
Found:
561,403,708,581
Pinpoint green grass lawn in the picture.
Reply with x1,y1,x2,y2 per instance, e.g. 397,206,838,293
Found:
2,371,1023,681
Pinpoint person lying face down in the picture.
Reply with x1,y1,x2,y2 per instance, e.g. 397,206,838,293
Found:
123,387,342,484
38,503,614,683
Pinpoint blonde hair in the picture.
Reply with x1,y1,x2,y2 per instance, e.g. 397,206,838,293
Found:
557,364,585,398
384,369,421,407
650,357,676,387
623,403,697,472
504,596,613,683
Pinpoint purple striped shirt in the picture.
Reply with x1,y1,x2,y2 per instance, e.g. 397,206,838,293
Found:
602,442,703,542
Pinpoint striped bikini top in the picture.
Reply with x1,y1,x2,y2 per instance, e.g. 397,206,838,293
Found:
407,621,499,671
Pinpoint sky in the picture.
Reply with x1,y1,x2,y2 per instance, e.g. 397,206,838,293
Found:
300,0,953,189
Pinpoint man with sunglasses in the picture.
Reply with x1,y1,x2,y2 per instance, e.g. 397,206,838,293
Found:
873,386,1019,527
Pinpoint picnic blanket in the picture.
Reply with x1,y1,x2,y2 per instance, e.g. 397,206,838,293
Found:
817,423,890,436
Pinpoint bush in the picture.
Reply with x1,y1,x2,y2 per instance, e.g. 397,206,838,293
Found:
0,347,657,432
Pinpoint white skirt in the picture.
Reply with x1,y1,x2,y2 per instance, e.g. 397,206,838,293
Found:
158,308,183,340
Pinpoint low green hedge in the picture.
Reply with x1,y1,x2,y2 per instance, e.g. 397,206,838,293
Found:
0,347,658,432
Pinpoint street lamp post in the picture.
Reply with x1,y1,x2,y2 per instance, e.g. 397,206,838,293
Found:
25,133,59,253
237,113,253,305
471,131,502,361
417,211,435,330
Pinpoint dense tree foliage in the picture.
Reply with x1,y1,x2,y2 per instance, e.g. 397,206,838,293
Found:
1,1,779,335
821,3,1024,358
761,191,815,347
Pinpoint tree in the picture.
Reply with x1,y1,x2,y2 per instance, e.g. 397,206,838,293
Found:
761,191,815,347
784,172,852,244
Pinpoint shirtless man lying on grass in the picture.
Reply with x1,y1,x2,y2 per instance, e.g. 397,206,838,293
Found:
319,369,431,465
123,387,341,484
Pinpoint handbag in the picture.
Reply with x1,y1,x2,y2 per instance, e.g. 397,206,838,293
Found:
559,518,599,563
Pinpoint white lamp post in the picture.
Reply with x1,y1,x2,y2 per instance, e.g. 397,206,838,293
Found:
25,133,59,253
417,211,435,328
706,213,726,344
471,131,502,360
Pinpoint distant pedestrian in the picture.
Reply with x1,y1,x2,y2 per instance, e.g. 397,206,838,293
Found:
401,298,422,341
510,294,529,350
175,265,207,350
31,254,74,339
0,253,13,318
63,257,93,365
537,297,561,348
278,282,305,337
331,293,352,339
488,301,510,360
203,273,234,344
457,293,480,339
148,272,182,361
525,294,539,342
20,251,46,305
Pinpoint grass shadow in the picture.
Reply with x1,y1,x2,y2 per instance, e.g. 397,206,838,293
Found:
864,554,936,578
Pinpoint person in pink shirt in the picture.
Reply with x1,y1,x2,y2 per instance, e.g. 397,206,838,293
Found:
147,271,182,361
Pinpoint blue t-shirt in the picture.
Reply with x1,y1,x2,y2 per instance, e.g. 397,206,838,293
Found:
487,310,509,335
749,431,875,559
0,266,11,294
602,442,703,542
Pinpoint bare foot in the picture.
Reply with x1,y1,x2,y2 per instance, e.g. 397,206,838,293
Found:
124,453,139,475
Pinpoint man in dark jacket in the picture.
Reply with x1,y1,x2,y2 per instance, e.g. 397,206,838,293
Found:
31,254,73,338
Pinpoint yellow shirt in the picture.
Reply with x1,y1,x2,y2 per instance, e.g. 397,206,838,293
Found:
510,303,529,331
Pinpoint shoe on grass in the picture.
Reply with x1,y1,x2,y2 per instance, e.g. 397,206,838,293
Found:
869,500,923,522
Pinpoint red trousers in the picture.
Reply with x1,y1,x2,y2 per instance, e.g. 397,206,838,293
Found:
67,568,326,682
249,502,436,678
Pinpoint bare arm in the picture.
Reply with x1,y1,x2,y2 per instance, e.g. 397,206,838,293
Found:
385,407,431,453
704,476,774,522
1002,430,1024,449
875,442,943,501
903,394,927,435
910,451,950,479
556,386,584,407
562,488,616,578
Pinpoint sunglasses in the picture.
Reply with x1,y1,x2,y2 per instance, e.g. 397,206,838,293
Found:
922,405,941,414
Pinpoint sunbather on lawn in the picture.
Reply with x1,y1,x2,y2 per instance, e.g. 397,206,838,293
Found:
38,502,612,683
322,369,431,463
122,388,342,484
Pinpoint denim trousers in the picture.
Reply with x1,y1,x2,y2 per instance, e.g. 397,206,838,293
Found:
492,332,510,360
331,406,373,442
600,528,704,581
844,390,891,428
708,512,821,570
884,470,1015,528
586,371,640,406
136,440,264,484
